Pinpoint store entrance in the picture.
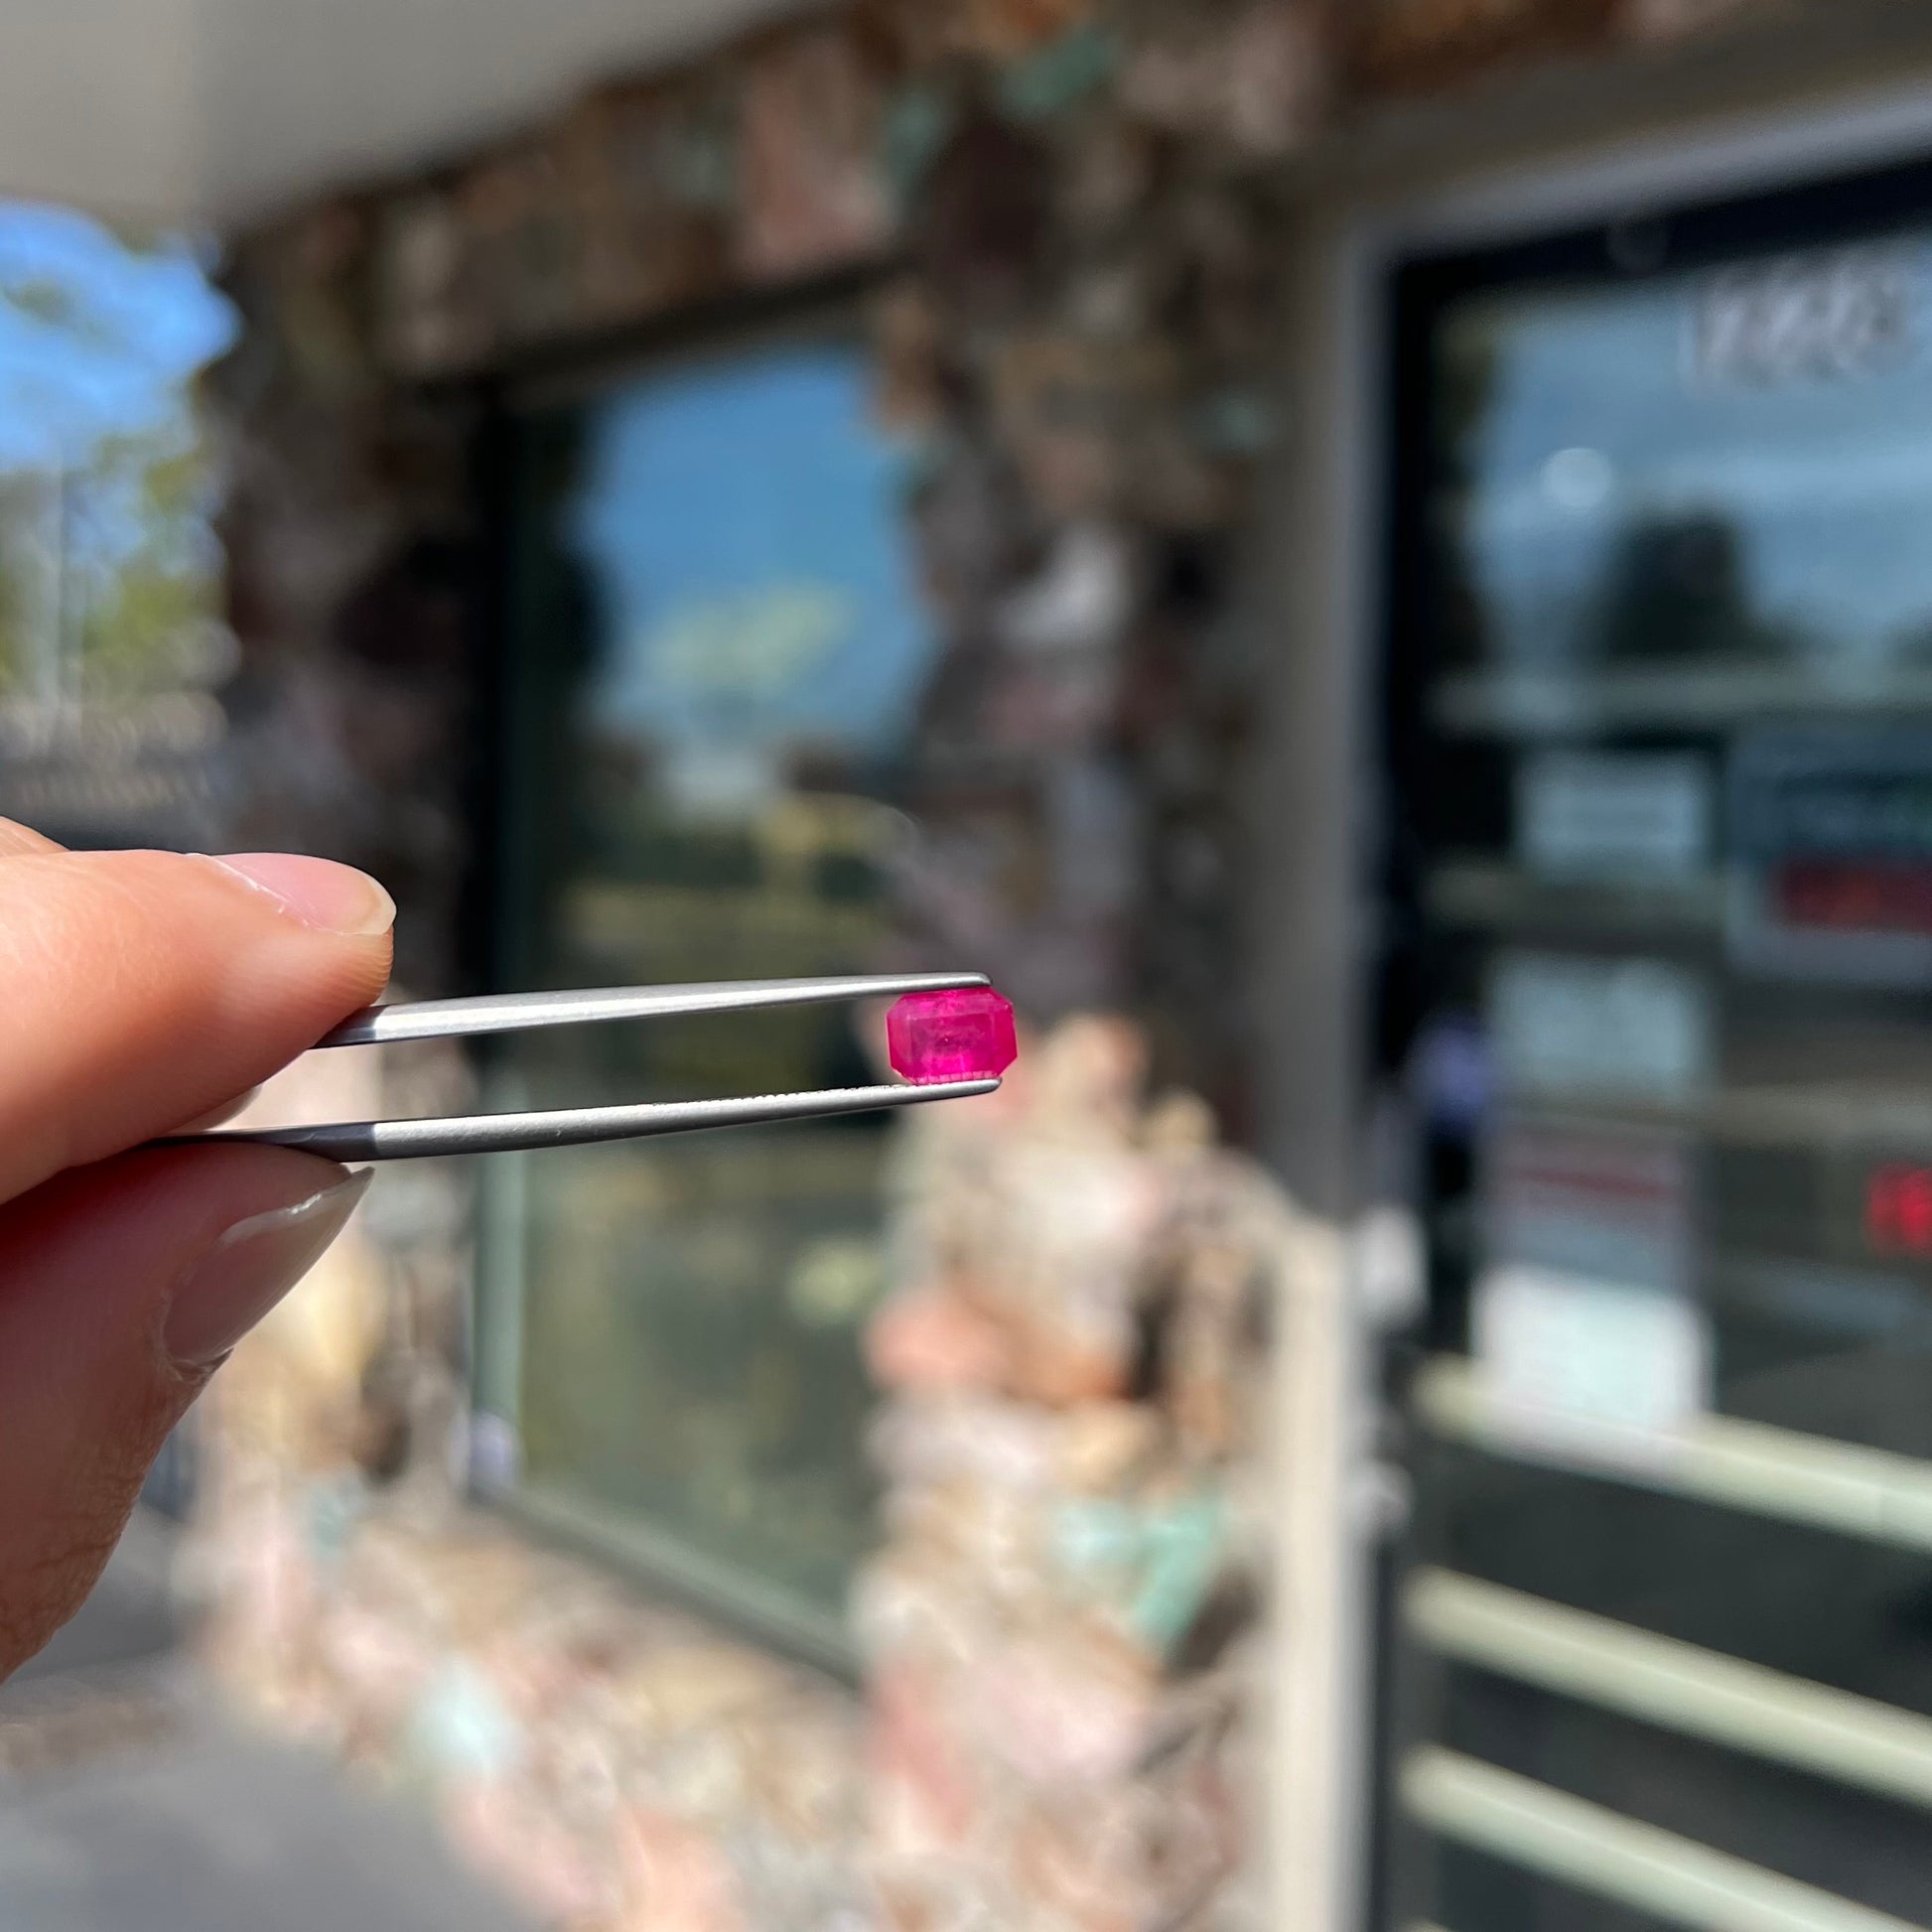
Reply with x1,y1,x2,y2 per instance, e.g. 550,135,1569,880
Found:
1377,149,1932,1930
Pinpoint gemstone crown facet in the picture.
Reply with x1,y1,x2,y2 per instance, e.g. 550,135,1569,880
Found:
886,987,1019,1084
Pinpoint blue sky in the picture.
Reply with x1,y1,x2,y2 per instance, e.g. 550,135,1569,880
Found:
568,344,936,759
0,200,237,475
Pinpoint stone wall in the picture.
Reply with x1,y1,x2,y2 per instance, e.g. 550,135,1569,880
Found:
211,0,1786,1067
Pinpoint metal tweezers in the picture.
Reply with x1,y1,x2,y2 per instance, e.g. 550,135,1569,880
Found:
166,973,1001,1163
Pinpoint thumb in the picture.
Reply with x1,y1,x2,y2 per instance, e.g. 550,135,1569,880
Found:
0,1144,368,1680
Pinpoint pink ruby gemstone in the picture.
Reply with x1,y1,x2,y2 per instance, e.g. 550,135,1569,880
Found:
887,987,1019,1084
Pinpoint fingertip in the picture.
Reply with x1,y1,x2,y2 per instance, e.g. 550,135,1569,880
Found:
200,853,396,939
0,1142,368,1681
0,1143,363,1372
0,849,394,1193
161,1164,370,1369
4,1137,339,1258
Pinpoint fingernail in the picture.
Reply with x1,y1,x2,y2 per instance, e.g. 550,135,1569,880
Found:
204,853,396,937
164,1169,372,1370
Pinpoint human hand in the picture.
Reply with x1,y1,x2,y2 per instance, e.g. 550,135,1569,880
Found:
0,819,393,1679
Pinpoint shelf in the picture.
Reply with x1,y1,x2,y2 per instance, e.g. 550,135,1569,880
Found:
1503,1082,1932,1158
1406,1569,1932,1813
1413,1355,1932,1555
1433,662,1932,739
1427,859,1725,935
1402,1747,1919,1932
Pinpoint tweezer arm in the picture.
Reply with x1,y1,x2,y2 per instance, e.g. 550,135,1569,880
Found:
168,1080,999,1163
317,973,991,1048
159,971,1005,1160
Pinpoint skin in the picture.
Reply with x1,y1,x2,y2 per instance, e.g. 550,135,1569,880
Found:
0,817,394,1680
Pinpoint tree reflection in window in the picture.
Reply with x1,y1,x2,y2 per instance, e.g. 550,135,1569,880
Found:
0,202,237,842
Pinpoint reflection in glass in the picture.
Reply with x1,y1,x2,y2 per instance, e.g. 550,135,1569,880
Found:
0,202,236,847
1437,244,1932,681
494,338,938,1627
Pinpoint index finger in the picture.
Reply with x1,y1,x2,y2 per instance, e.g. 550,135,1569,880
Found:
0,846,393,1202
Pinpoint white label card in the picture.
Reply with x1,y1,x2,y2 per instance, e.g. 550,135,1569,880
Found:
1488,952,1712,1103
1472,1265,1711,1459
1517,751,1712,882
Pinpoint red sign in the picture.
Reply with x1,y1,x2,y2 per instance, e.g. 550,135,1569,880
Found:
1865,1164,1932,1255
1777,861,1932,938
1729,729,1932,984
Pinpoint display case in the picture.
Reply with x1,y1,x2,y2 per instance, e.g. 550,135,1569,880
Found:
1379,148,1932,1930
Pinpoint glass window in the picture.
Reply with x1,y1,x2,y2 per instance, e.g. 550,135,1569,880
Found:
480,329,939,1646
1414,227,1932,1415
1434,238,1932,700
0,200,236,848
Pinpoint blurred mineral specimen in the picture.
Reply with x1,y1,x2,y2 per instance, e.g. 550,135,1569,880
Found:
859,1013,1292,1931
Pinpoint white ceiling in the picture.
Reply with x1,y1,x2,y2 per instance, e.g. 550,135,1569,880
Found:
0,0,813,229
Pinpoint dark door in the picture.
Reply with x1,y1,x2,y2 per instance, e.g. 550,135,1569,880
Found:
1378,153,1932,1932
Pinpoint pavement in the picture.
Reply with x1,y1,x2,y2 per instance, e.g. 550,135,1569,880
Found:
0,1511,538,1932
